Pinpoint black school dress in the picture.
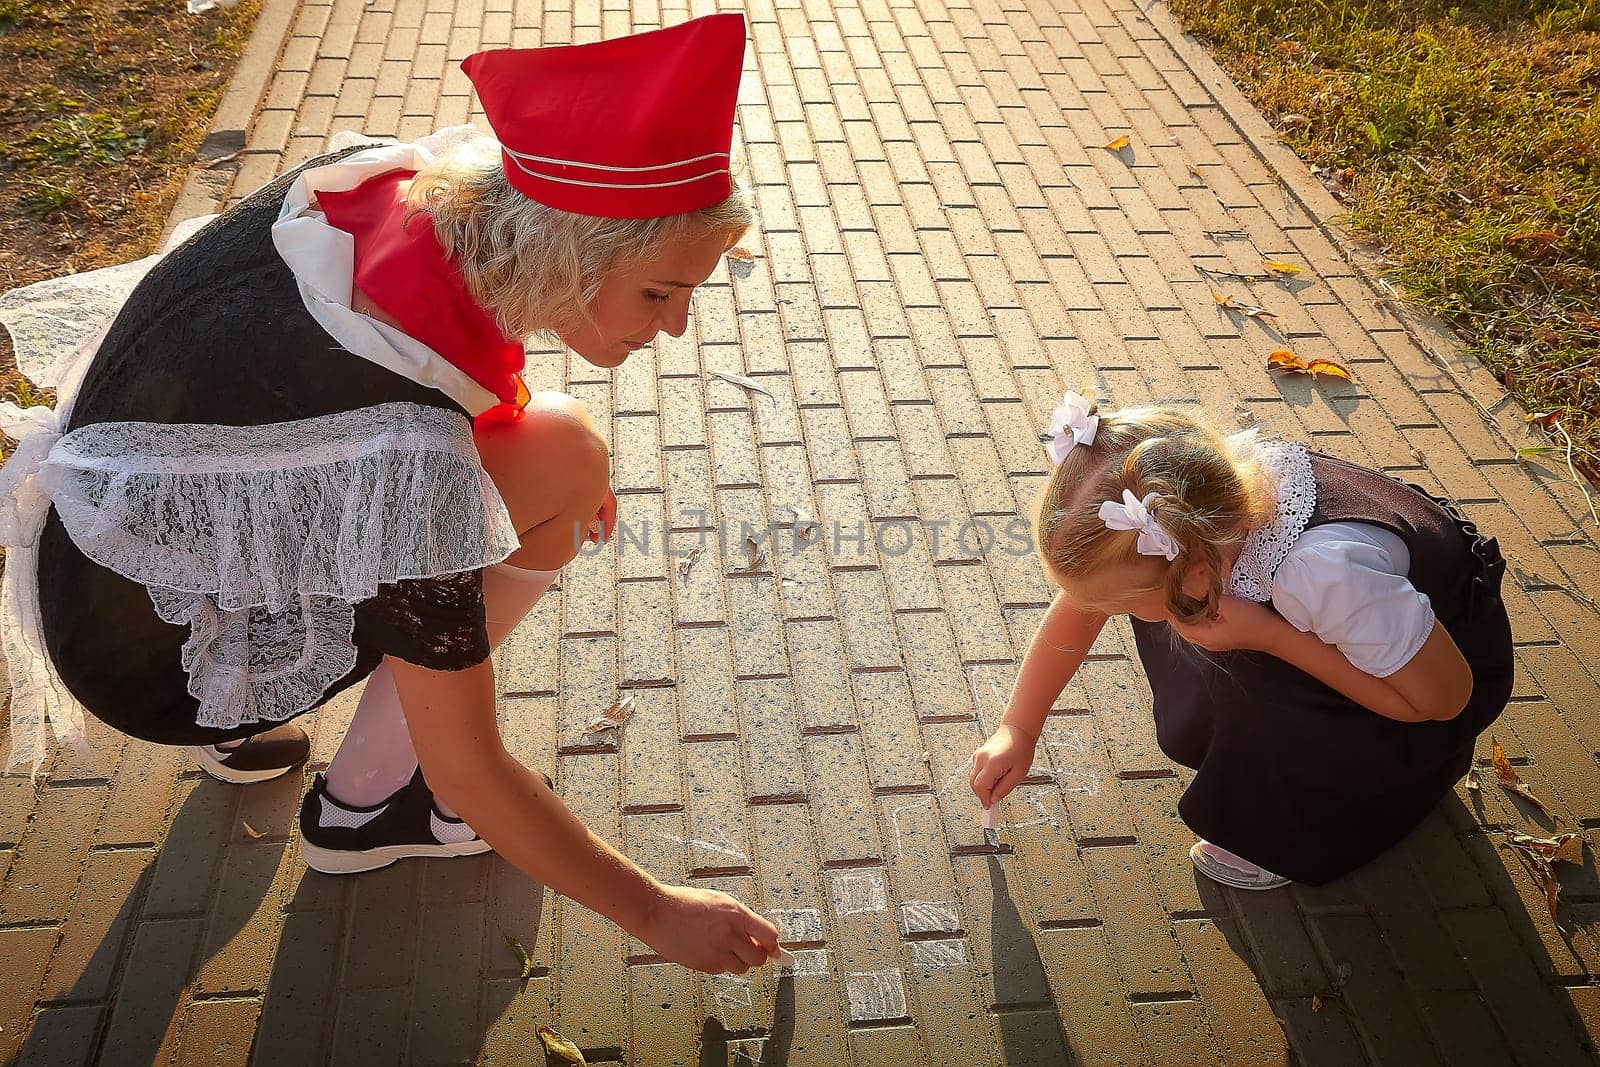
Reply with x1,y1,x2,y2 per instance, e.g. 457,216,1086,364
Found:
1131,450,1513,885
25,146,512,748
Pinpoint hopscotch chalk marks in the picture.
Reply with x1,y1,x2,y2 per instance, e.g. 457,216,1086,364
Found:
709,974,754,1010
778,948,830,978
770,907,824,943
900,900,961,935
652,826,751,868
909,939,969,970
729,1039,765,1066
845,969,908,1022
830,869,887,916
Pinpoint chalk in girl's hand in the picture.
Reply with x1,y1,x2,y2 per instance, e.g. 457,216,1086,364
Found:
774,947,797,967
982,805,1000,846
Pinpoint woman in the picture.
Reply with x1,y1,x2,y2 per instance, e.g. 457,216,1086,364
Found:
0,14,780,974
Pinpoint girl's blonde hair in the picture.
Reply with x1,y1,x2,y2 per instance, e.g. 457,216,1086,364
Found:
1036,399,1276,624
405,134,755,340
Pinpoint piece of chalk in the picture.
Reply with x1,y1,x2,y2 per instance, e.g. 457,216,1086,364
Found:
774,947,797,967
981,806,999,830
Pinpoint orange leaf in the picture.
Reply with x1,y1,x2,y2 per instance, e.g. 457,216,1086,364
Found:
1311,993,1324,1012
1303,358,1353,381
1212,290,1238,308
1554,833,1586,865
1101,134,1131,151
1491,736,1555,818
1263,259,1305,275
1267,350,1353,382
726,246,754,261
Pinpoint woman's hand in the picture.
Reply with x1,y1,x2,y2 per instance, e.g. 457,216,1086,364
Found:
1168,595,1286,653
586,486,618,545
970,723,1039,808
638,883,782,975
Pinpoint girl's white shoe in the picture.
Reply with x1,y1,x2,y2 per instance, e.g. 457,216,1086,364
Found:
1189,840,1291,891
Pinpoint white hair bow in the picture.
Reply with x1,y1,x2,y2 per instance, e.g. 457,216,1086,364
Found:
1045,391,1099,464
1098,489,1179,561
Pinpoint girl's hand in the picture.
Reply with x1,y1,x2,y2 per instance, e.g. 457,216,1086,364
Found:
970,723,1039,808
1168,595,1284,653
638,883,782,974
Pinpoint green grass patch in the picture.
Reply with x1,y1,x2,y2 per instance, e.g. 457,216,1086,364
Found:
1168,0,1600,479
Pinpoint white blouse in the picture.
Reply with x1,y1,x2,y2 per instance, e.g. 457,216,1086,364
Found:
1229,442,1436,680
1271,523,1435,678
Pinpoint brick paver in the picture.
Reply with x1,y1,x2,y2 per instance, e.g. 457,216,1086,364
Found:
5,0,1600,1062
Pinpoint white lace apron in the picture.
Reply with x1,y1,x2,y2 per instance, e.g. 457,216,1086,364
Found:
0,130,526,774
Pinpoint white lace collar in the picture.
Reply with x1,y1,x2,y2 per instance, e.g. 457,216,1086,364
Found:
1230,441,1316,602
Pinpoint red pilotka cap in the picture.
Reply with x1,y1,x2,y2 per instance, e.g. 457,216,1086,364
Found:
461,14,746,219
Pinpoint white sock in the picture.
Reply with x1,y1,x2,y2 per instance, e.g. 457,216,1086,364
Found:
324,560,559,817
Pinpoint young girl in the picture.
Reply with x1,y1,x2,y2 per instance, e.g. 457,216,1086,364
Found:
971,393,1513,887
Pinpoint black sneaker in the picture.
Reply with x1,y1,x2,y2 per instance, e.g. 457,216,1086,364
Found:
188,723,310,784
297,768,490,875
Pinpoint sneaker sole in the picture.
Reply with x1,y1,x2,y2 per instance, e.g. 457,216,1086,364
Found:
1188,843,1290,891
187,746,300,785
298,835,493,875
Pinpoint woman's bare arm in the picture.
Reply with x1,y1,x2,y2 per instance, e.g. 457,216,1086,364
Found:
387,656,779,973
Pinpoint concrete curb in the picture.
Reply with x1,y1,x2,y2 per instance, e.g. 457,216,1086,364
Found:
1142,1,1547,460
160,0,299,242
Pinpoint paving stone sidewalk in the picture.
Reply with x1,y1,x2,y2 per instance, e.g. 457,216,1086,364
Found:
5,0,1600,1063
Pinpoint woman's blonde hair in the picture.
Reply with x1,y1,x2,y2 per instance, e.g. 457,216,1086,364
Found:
405,134,755,340
1036,399,1276,624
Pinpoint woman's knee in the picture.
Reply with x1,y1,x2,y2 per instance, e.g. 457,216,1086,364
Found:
476,393,611,568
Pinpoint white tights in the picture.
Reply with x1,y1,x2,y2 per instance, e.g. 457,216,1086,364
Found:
323,561,559,813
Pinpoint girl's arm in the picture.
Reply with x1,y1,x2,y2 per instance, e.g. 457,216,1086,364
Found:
389,656,780,974
1176,597,1474,723
972,592,1107,805
1261,616,1473,722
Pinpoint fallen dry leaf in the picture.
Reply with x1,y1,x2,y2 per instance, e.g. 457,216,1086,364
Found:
678,545,704,579
538,1025,588,1065
708,370,772,400
241,820,263,840
1506,835,1568,925
1311,993,1324,1013
583,695,637,736
741,535,768,572
1101,134,1131,152
505,933,535,981
1491,736,1554,819
1262,259,1305,275
1267,350,1353,381
726,246,755,261
1510,832,1586,865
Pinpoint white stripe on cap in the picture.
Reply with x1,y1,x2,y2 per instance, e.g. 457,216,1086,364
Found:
504,153,730,190
501,146,729,173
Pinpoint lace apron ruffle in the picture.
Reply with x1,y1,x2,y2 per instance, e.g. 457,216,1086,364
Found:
0,215,217,773
1,400,519,772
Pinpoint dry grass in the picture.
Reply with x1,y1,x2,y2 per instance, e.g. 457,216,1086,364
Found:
1168,0,1600,481
0,0,261,404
